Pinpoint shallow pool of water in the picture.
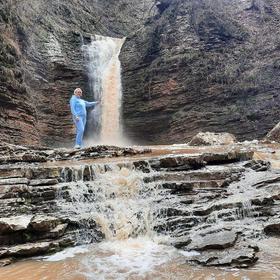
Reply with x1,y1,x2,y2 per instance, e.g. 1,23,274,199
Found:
0,237,279,280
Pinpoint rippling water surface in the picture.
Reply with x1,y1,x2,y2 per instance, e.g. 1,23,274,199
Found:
0,237,279,280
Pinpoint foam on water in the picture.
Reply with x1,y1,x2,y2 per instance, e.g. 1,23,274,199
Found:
79,237,186,280
43,246,90,262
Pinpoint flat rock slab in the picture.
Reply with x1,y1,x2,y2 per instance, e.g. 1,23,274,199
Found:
187,230,238,251
41,223,68,239
0,216,33,234
0,178,29,185
7,241,56,257
148,155,205,171
0,167,25,179
187,245,258,268
202,150,253,164
30,215,61,232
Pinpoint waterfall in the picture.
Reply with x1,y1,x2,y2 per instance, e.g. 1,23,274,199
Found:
83,35,126,145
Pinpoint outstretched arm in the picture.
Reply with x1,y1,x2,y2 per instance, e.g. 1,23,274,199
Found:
85,101,99,108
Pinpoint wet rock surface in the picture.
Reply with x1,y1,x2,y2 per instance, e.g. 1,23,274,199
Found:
0,142,279,268
264,223,280,236
187,230,238,251
188,243,259,268
0,142,150,164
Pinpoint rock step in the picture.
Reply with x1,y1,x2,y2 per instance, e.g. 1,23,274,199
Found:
154,216,199,232
143,167,244,183
191,201,263,217
0,237,75,259
187,230,238,251
161,180,226,191
134,149,253,172
186,243,258,268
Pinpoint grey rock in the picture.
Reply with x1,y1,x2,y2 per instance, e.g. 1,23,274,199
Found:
202,150,254,164
0,216,33,234
7,241,57,257
187,230,238,251
187,245,258,268
264,223,280,236
149,155,205,171
41,223,68,239
188,132,237,146
0,258,14,267
30,216,61,232
244,160,271,172
0,178,29,185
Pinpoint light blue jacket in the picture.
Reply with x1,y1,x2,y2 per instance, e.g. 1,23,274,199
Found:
70,95,97,117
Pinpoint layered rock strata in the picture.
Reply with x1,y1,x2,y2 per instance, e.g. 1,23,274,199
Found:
1,0,280,145
0,142,279,268
122,0,280,143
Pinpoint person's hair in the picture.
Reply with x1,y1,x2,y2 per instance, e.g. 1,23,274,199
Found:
74,88,82,95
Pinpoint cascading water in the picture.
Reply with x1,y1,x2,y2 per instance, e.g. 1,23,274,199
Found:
56,163,193,279
58,163,189,243
83,35,126,145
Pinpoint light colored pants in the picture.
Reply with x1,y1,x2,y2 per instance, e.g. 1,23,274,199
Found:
74,115,86,146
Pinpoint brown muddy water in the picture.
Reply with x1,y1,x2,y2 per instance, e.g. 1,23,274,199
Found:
0,237,279,280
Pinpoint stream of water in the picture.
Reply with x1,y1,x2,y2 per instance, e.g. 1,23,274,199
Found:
83,35,126,146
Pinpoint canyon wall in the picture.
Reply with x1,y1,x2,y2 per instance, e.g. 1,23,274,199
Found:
122,0,280,143
0,0,156,146
1,0,280,146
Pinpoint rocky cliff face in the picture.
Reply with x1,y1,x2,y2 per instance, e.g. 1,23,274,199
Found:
122,0,280,144
0,0,156,146
1,0,280,146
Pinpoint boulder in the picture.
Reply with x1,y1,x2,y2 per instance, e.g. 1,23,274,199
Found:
264,223,280,236
265,122,280,142
0,216,33,234
188,132,237,146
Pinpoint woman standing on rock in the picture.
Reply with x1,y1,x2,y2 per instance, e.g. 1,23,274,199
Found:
70,88,99,149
